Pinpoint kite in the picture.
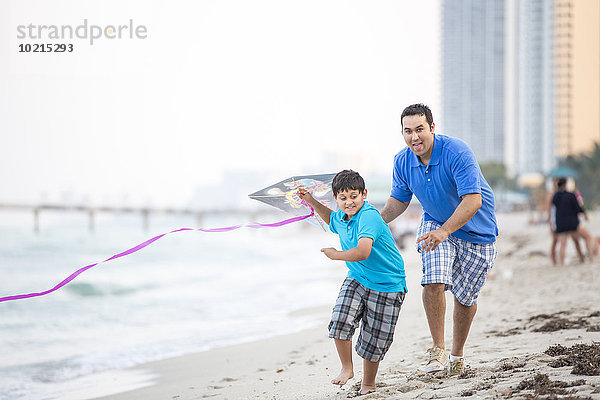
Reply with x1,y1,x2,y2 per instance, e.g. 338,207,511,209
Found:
0,173,336,303
248,173,337,231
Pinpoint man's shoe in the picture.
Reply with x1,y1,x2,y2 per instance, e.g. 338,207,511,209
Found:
424,346,447,373
448,357,465,376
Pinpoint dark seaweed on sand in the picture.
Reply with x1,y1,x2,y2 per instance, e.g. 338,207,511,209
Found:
516,373,586,396
534,317,589,332
545,343,600,376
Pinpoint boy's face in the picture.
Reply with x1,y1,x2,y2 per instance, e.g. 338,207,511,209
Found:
335,189,367,218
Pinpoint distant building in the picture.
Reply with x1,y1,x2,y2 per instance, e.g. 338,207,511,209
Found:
506,0,556,176
442,0,505,164
553,0,600,158
445,0,599,179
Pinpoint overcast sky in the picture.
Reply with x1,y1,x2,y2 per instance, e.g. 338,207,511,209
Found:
1,0,441,208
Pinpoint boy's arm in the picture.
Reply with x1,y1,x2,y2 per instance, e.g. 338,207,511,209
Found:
296,188,333,224
322,237,373,262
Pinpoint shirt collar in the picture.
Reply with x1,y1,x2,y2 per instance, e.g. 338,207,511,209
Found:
429,134,442,166
409,134,442,167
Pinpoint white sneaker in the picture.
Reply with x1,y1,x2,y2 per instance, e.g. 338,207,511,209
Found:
424,346,447,373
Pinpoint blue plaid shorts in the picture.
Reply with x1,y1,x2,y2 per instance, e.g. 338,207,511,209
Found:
417,219,497,306
328,277,405,362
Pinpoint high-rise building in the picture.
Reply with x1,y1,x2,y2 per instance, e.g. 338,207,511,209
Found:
554,0,600,158
443,0,598,178
506,0,556,176
442,0,505,164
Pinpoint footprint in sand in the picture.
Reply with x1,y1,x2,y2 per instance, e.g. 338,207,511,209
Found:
394,382,424,394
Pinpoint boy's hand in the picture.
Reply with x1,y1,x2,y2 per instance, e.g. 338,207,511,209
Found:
321,247,338,260
296,187,315,204
296,186,333,225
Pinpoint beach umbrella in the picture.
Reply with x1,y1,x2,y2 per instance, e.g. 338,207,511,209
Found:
547,166,579,178
249,173,337,231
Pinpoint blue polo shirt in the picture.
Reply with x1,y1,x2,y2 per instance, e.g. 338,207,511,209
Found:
329,202,407,293
391,134,498,244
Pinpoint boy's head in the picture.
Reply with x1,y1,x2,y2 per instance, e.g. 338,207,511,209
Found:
332,170,367,218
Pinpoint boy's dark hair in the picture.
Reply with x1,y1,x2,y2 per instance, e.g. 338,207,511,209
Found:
557,178,567,188
331,170,365,197
401,103,434,129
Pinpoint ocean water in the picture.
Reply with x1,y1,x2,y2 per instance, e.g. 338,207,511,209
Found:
0,210,343,400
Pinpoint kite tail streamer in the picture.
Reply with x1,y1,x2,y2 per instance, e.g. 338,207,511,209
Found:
0,206,315,304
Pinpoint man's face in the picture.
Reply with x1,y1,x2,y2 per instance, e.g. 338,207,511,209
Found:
335,189,367,218
402,114,435,162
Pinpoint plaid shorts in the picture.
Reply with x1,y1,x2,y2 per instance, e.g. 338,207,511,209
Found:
417,219,497,306
328,277,405,362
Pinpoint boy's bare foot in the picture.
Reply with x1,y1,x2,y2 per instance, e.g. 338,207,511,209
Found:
359,383,376,395
331,368,354,386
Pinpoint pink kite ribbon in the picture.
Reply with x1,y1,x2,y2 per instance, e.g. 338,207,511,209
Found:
0,206,315,303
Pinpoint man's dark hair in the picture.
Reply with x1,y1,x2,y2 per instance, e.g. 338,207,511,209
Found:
557,177,567,188
331,170,365,197
401,103,434,129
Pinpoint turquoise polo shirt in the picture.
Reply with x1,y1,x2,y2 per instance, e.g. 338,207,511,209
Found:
391,134,498,244
329,202,407,293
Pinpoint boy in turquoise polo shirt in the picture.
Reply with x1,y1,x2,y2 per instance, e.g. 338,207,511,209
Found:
297,170,407,396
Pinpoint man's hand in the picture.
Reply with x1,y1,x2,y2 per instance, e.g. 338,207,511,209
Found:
416,193,481,253
321,247,339,260
417,228,450,252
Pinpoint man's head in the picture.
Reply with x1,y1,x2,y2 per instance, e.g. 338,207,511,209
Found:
332,170,367,218
401,103,434,129
401,103,435,162
557,177,567,189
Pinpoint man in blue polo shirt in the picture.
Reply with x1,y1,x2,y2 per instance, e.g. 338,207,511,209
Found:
381,104,498,376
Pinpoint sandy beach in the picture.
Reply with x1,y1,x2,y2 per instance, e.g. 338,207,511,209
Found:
66,212,600,400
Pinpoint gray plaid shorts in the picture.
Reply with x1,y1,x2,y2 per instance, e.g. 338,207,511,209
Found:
417,219,497,306
328,277,405,362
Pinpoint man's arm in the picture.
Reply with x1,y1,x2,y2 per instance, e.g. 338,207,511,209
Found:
381,196,411,224
296,188,333,224
321,237,373,261
417,193,482,252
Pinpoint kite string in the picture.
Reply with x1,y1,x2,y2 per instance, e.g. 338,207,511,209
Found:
0,205,315,304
